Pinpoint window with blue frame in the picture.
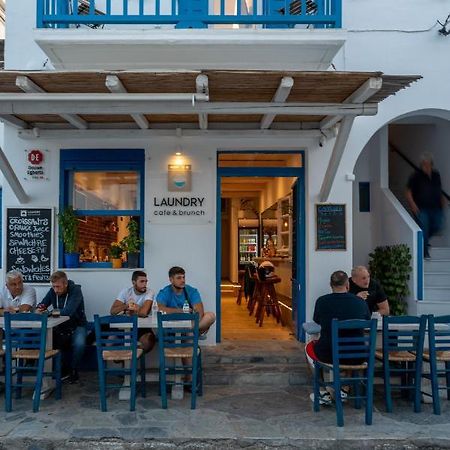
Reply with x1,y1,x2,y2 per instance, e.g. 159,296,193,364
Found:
60,149,145,268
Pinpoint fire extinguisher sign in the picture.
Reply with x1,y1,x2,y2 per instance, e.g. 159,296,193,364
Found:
24,149,49,181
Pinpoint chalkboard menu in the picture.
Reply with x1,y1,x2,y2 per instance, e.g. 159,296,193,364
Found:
6,208,53,283
316,204,346,250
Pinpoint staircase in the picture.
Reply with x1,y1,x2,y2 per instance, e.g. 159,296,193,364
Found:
418,246,450,316
202,340,310,387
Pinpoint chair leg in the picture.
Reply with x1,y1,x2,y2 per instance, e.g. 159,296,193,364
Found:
140,355,146,398
54,353,62,401
353,371,362,410
429,358,441,415
15,359,24,400
414,360,423,413
98,361,107,412
191,360,197,410
383,359,393,413
160,364,168,409
365,367,374,426
130,360,137,412
198,352,203,397
312,364,321,412
446,362,450,401
33,357,45,413
5,355,12,412
333,368,344,427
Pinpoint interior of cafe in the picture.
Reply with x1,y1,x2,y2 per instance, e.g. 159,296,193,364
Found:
219,152,302,341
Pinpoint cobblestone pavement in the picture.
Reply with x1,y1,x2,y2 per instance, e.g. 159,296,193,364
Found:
0,374,449,449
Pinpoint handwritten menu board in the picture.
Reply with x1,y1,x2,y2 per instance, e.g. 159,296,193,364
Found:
6,208,53,283
316,204,346,250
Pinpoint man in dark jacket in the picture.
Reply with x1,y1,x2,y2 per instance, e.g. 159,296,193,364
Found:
39,271,87,383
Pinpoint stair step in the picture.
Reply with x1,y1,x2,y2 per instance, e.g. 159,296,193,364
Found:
424,259,450,272
429,247,450,259
423,287,450,301
424,272,450,287
204,363,310,386
417,301,450,316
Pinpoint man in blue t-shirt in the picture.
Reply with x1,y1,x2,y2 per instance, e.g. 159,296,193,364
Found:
156,266,215,336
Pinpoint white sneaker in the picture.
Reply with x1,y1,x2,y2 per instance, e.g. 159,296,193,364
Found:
310,391,332,406
340,388,348,402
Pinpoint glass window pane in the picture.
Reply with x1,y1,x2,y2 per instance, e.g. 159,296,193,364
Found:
72,171,139,210
218,153,302,168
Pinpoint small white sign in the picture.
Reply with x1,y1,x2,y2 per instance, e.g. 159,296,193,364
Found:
24,148,49,181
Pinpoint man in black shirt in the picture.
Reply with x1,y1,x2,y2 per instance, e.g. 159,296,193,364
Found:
313,270,371,364
349,265,389,316
406,152,446,259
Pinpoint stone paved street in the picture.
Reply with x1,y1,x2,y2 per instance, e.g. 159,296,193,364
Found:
0,373,449,449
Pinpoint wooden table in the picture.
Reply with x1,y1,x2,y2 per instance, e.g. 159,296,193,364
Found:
111,314,191,401
0,315,69,399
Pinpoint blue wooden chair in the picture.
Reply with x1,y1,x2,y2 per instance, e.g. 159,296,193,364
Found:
375,315,427,413
422,315,450,415
93,314,146,412
312,318,377,427
4,312,62,413
157,312,202,410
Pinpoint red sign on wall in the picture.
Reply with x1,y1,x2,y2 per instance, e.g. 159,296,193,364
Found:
25,149,48,181
27,149,44,165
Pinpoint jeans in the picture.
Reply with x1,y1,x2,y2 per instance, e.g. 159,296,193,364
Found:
54,325,87,371
417,208,444,253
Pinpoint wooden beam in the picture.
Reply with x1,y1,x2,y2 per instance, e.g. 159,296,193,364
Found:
105,75,149,130
0,146,29,203
319,117,355,202
260,77,294,130
15,76,88,130
320,77,382,130
0,114,28,128
196,74,209,130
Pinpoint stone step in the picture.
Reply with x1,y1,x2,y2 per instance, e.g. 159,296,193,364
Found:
424,259,450,272
416,300,450,316
424,272,450,287
429,247,450,260
423,286,450,301
203,363,310,386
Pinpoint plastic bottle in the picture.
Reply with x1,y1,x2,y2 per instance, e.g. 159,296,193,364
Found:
151,299,158,316
183,299,190,313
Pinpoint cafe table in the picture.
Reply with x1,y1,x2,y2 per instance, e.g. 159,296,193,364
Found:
110,314,192,401
0,315,70,399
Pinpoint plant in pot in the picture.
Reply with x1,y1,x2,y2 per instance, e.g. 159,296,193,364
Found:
368,244,412,315
120,219,143,269
57,206,80,268
110,242,124,269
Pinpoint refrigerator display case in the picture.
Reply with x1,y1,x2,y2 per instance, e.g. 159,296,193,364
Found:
239,227,259,264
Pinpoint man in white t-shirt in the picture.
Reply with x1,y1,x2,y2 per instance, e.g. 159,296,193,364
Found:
0,270,36,315
110,270,156,353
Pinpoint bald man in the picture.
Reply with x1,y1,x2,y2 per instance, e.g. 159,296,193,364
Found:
349,266,389,316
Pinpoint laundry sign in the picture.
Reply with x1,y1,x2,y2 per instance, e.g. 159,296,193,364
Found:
24,148,49,181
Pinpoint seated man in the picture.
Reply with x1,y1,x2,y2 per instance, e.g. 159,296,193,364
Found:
110,270,156,353
38,271,87,383
349,265,390,316
307,270,371,405
0,270,36,315
156,266,215,337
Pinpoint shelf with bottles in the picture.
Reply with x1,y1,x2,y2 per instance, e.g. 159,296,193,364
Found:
277,194,292,254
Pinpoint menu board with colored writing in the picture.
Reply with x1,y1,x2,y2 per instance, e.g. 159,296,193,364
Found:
316,204,346,250
6,208,53,283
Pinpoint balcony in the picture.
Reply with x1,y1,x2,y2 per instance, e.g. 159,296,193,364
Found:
34,0,345,70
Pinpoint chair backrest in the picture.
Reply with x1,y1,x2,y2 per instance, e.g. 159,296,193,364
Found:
331,318,377,366
94,314,139,356
381,315,427,353
4,312,47,356
428,314,450,353
157,312,200,355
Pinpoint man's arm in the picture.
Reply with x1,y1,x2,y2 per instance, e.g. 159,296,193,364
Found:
193,302,205,319
110,299,127,315
405,189,419,216
138,300,152,317
40,289,53,308
158,304,183,314
377,300,390,316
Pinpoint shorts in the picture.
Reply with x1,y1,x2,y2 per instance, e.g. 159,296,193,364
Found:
138,328,155,339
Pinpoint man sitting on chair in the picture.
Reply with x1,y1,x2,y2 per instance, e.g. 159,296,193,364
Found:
156,266,215,338
110,270,156,353
0,270,36,315
306,270,370,405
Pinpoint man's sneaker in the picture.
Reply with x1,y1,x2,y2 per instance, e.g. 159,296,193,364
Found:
199,330,208,341
69,370,79,384
309,391,332,406
340,388,348,402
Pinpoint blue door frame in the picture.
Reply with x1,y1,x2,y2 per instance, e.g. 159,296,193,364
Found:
216,151,306,342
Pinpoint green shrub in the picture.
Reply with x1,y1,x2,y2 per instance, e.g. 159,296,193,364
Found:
368,244,412,316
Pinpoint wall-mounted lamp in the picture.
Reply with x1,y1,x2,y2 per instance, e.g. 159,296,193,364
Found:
168,160,192,192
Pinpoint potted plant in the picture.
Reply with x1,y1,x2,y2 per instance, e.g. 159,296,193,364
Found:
120,219,143,268
57,206,80,268
368,244,412,315
110,242,123,269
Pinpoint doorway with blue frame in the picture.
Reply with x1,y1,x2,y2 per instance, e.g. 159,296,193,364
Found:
216,151,306,343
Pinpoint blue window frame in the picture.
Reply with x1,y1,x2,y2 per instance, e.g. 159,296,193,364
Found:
0,187,2,268
60,149,145,268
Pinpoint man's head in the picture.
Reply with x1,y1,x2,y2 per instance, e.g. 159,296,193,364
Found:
330,270,349,293
5,270,24,298
131,270,148,294
420,152,434,176
50,271,69,296
351,266,370,289
169,266,185,290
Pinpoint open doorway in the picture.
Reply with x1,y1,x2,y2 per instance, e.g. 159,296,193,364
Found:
216,152,305,343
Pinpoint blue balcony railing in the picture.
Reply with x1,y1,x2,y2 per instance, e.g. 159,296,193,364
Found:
37,0,341,29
